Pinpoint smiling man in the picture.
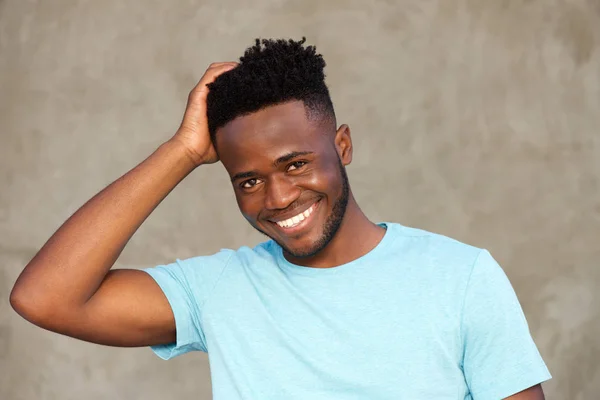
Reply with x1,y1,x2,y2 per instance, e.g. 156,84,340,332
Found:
10,38,551,399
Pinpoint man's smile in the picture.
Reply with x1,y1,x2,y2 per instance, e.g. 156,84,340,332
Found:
267,199,322,235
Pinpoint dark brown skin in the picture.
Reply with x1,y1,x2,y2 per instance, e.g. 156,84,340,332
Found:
9,61,545,399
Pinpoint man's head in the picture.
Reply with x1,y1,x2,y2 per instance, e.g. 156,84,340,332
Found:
206,38,354,260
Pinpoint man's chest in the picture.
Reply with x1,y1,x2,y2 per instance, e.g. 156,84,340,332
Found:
203,271,468,399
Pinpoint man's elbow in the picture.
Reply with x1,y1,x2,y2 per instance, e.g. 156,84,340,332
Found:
10,284,39,321
9,283,59,328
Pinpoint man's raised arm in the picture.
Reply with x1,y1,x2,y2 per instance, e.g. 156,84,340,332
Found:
9,62,238,347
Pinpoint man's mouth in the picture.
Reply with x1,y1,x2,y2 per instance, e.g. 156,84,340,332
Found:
268,200,321,232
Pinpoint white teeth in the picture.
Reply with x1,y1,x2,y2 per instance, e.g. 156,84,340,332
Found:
276,203,316,228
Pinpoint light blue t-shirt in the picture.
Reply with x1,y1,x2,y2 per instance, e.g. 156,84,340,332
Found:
144,223,551,399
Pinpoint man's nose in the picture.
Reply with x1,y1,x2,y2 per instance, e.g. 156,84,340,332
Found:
264,174,301,210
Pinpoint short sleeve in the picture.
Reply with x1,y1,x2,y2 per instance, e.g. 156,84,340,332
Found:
143,249,233,359
461,250,551,399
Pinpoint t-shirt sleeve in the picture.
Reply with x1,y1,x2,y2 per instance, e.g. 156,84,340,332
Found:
461,249,551,399
143,249,233,359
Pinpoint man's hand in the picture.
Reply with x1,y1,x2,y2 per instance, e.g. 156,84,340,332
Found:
173,62,238,166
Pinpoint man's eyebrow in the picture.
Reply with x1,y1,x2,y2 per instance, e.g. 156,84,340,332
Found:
231,170,258,183
230,151,314,183
274,151,314,166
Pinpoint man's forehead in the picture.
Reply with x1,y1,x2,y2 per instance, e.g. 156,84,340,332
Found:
217,121,328,180
216,104,328,156
219,102,312,139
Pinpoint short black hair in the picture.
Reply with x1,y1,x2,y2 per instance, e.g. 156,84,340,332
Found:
206,37,336,141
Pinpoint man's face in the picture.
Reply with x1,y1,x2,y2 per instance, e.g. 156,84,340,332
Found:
215,100,353,258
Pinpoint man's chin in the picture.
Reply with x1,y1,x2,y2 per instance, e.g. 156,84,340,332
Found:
278,235,328,259
282,245,320,259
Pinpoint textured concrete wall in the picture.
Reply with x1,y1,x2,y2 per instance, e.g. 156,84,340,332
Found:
1,1,599,399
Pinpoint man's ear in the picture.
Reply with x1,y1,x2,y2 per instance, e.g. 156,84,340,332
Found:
334,124,353,166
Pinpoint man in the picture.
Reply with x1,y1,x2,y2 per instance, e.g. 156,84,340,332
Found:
10,38,551,399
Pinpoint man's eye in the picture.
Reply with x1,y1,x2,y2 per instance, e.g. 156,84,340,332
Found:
288,161,307,171
241,178,258,189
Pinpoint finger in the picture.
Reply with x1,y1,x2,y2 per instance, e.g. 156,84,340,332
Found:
207,61,238,68
207,63,238,74
197,63,237,85
194,64,237,93
187,67,236,103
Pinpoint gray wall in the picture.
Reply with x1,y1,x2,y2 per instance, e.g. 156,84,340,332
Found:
1,0,599,399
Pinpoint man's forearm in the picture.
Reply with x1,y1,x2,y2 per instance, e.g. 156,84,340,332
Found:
10,138,197,317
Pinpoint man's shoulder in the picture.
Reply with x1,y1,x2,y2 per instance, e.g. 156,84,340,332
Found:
387,222,480,248
385,222,484,270
205,240,279,267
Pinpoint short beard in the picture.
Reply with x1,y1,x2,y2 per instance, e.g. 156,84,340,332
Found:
275,158,350,258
